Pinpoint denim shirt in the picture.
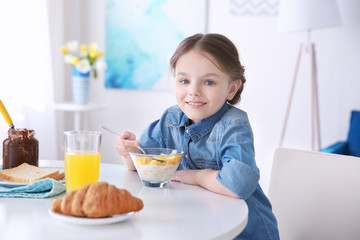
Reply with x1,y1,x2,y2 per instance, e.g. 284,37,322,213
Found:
139,103,280,240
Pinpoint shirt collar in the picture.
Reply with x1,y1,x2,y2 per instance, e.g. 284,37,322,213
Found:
184,103,229,142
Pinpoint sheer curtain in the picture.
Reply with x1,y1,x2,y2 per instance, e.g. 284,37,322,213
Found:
0,0,57,159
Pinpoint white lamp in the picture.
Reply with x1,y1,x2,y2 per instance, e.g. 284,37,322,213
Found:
278,0,341,150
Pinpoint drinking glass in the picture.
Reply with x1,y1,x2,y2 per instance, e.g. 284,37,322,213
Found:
64,131,101,192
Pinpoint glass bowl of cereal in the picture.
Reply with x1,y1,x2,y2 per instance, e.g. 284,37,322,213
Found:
129,148,184,188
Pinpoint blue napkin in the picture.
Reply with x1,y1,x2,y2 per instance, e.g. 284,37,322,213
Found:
0,178,66,198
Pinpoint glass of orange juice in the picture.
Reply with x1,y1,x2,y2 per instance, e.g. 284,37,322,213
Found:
64,131,101,192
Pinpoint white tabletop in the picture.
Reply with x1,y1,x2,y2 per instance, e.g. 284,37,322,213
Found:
0,160,248,240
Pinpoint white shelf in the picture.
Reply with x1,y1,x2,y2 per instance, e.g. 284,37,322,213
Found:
54,102,108,130
53,102,108,112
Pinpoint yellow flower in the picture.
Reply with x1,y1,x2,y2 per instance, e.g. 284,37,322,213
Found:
89,42,97,51
96,52,104,58
70,56,79,65
60,45,68,54
89,49,104,59
89,48,98,58
80,44,87,54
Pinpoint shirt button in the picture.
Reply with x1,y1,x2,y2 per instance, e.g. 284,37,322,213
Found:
186,155,188,158
186,129,189,133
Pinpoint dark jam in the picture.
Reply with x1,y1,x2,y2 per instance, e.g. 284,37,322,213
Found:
2,128,39,169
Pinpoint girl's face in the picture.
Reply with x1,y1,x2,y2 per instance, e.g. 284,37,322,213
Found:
174,49,241,124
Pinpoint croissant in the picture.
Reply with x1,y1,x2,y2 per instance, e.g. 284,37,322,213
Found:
52,182,144,218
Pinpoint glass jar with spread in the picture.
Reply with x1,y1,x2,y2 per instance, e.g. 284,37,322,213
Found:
2,128,39,169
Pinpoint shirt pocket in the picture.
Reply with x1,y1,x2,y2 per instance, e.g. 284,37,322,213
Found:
190,139,220,170
193,157,219,170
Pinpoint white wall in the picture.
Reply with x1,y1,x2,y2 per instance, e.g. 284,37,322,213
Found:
1,0,57,161
207,0,360,192
58,0,360,193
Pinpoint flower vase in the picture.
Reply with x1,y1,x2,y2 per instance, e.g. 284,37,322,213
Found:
72,67,90,104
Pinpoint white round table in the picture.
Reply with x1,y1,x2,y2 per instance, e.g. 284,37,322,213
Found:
0,160,248,240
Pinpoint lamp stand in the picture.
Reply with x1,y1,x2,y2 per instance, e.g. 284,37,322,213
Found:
279,35,322,151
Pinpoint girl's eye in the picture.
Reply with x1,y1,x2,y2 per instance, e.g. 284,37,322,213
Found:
179,79,190,84
205,80,215,86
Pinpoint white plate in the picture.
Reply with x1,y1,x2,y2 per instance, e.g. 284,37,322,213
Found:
48,209,135,225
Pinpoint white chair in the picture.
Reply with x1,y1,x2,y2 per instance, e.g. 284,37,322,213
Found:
268,148,360,240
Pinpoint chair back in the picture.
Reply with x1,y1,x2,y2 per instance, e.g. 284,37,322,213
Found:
268,148,360,240
348,110,360,157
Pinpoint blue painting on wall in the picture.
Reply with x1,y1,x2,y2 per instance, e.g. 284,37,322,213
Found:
105,0,206,90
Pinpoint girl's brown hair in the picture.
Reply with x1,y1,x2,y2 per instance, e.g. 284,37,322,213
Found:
170,33,246,105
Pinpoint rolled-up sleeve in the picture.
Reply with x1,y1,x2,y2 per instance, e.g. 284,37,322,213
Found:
216,121,260,200
217,159,259,199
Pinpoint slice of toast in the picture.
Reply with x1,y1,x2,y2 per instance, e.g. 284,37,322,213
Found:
53,169,65,180
0,163,60,183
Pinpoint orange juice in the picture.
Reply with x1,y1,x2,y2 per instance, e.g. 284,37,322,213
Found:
64,152,101,192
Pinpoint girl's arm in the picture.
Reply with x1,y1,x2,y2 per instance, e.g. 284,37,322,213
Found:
172,169,240,198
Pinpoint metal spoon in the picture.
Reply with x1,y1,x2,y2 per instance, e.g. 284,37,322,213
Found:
98,125,167,163
99,125,122,137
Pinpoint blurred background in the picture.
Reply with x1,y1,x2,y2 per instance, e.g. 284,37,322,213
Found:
0,0,359,193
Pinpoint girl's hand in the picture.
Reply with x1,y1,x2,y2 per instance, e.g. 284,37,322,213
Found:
114,131,139,170
114,131,139,156
172,169,200,185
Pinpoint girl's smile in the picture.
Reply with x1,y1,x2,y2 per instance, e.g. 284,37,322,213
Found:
186,101,206,108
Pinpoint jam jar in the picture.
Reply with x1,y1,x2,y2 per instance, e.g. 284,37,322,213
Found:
2,128,39,169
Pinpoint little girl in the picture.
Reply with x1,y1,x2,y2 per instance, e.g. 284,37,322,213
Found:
115,33,279,239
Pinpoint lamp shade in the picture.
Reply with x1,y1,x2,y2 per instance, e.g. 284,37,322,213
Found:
277,0,342,33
